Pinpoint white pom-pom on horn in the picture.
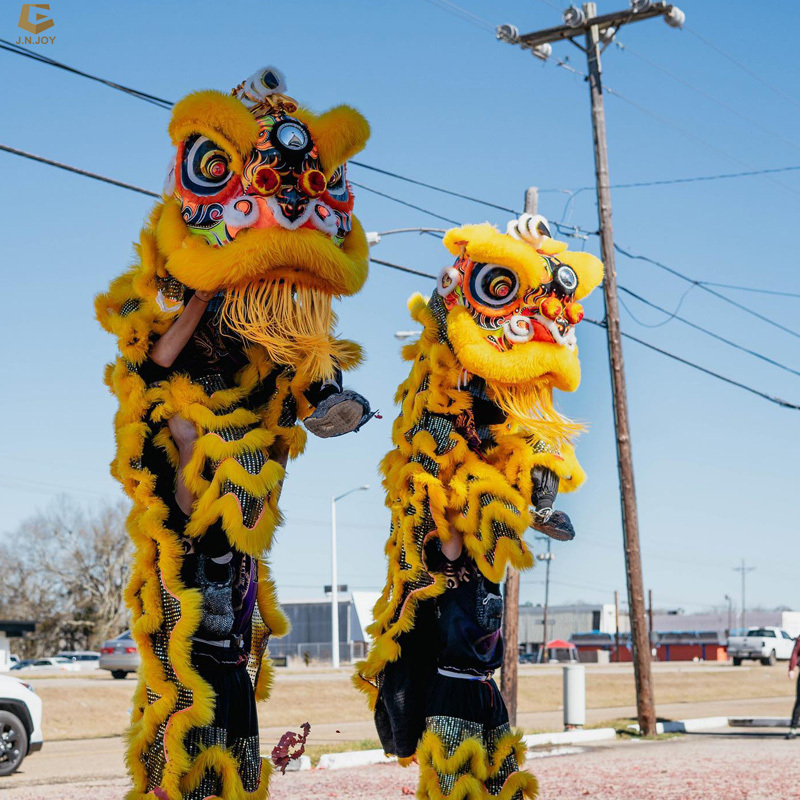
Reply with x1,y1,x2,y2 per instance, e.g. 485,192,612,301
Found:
507,213,552,249
235,66,288,109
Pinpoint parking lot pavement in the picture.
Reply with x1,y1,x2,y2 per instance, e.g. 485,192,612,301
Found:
3,728,800,799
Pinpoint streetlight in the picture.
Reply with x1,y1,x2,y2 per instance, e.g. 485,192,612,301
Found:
724,594,734,640
535,537,555,663
394,330,421,340
330,485,369,668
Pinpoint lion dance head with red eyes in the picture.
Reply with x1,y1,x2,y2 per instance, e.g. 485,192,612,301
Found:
159,66,370,381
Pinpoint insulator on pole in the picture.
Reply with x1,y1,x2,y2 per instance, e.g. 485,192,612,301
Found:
630,0,652,11
531,43,552,60
496,23,520,44
563,6,586,28
664,6,685,28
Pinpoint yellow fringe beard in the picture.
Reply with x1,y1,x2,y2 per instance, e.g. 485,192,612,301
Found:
221,279,340,381
488,379,584,448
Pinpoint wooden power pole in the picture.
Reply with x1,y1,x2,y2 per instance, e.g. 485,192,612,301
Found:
497,0,686,738
501,186,539,726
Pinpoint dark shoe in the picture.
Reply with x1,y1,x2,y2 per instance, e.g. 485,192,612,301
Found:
303,390,376,438
786,730,798,740
531,509,576,542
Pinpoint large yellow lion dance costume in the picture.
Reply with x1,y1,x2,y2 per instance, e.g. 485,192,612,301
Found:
355,215,603,799
96,67,370,800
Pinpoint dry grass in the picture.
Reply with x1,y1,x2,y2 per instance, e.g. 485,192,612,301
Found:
32,663,793,741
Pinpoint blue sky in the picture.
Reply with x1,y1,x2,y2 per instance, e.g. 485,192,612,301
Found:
2,0,798,617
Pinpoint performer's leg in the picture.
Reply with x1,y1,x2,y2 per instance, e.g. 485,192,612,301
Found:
788,674,800,738
417,675,537,799
167,414,199,515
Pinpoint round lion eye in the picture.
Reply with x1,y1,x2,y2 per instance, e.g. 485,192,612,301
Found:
554,264,578,294
200,149,230,180
470,263,519,308
182,135,233,196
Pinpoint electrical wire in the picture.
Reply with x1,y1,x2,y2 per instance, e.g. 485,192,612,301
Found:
0,143,160,198
618,42,800,155
420,0,496,31
698,281,800,300
0,38,172,109
618,285,800,378
614,243,800,342
605,87,800,200
349,181,462,226
684,26,800,113
3,141,798,408
584,318,800,411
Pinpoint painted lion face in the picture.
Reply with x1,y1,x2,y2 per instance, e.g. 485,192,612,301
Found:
158,67,370,297
438,217,603,392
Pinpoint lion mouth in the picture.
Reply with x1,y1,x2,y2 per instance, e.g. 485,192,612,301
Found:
530,313,577,349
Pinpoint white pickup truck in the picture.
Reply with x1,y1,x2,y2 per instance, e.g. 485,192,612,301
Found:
728,627,796,666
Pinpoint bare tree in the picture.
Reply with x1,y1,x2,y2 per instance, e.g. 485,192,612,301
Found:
0,497,131,657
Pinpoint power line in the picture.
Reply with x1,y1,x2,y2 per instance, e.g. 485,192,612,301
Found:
614,243,800,341
584,318,800,411
420,0,496,31
605,86,800,200
618,42,800,155
368,258,439,280
4,140,798,408
0,38,172,109
591,164,800,191
349,181,462,226
698,281,800,300
0,143,160,198
684,25,800,113
618,285,800,378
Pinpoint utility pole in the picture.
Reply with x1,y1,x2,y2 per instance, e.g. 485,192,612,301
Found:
733,560,755,633
501,186,539,725
536,536,555,663
724,594,733,639
496,0,685,738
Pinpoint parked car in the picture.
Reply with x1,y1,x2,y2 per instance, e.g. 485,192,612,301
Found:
0,674,43,776
10,658,80,674
99,631,139,679
8,660,33,672
728,627,796,666
55,651,100,671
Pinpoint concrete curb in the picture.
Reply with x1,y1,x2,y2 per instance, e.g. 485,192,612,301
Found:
627,716,730,734
316,749,396,770
281,715,781,772
524,728,617,748
728,717,791,728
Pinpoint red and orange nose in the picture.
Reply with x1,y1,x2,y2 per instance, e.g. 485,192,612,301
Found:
249,166,328,199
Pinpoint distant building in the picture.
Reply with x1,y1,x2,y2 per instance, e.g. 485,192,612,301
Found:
270,591,379,664
0,620,36,670
518,603,629,656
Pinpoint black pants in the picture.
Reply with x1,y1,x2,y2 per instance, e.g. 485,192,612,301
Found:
792,673,800,728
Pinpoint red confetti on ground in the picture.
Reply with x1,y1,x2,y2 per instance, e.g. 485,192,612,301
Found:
401,787,415,795
271,722,311,774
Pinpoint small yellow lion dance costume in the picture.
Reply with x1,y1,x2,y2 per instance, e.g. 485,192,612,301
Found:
355,215,603,799
96,67,370,799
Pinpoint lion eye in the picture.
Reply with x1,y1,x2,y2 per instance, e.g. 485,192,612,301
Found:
471,263,519,307
182,135,232,196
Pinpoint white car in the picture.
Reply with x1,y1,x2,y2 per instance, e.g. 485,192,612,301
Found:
55,651,100,671
728,627,796,666
0,674,43,776
12,657,80,674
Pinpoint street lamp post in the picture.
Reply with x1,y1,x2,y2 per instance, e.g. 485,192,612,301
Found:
331,485,369,668
535,537,555,663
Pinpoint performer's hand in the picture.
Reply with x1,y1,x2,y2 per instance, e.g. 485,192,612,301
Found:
790,669,796,680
